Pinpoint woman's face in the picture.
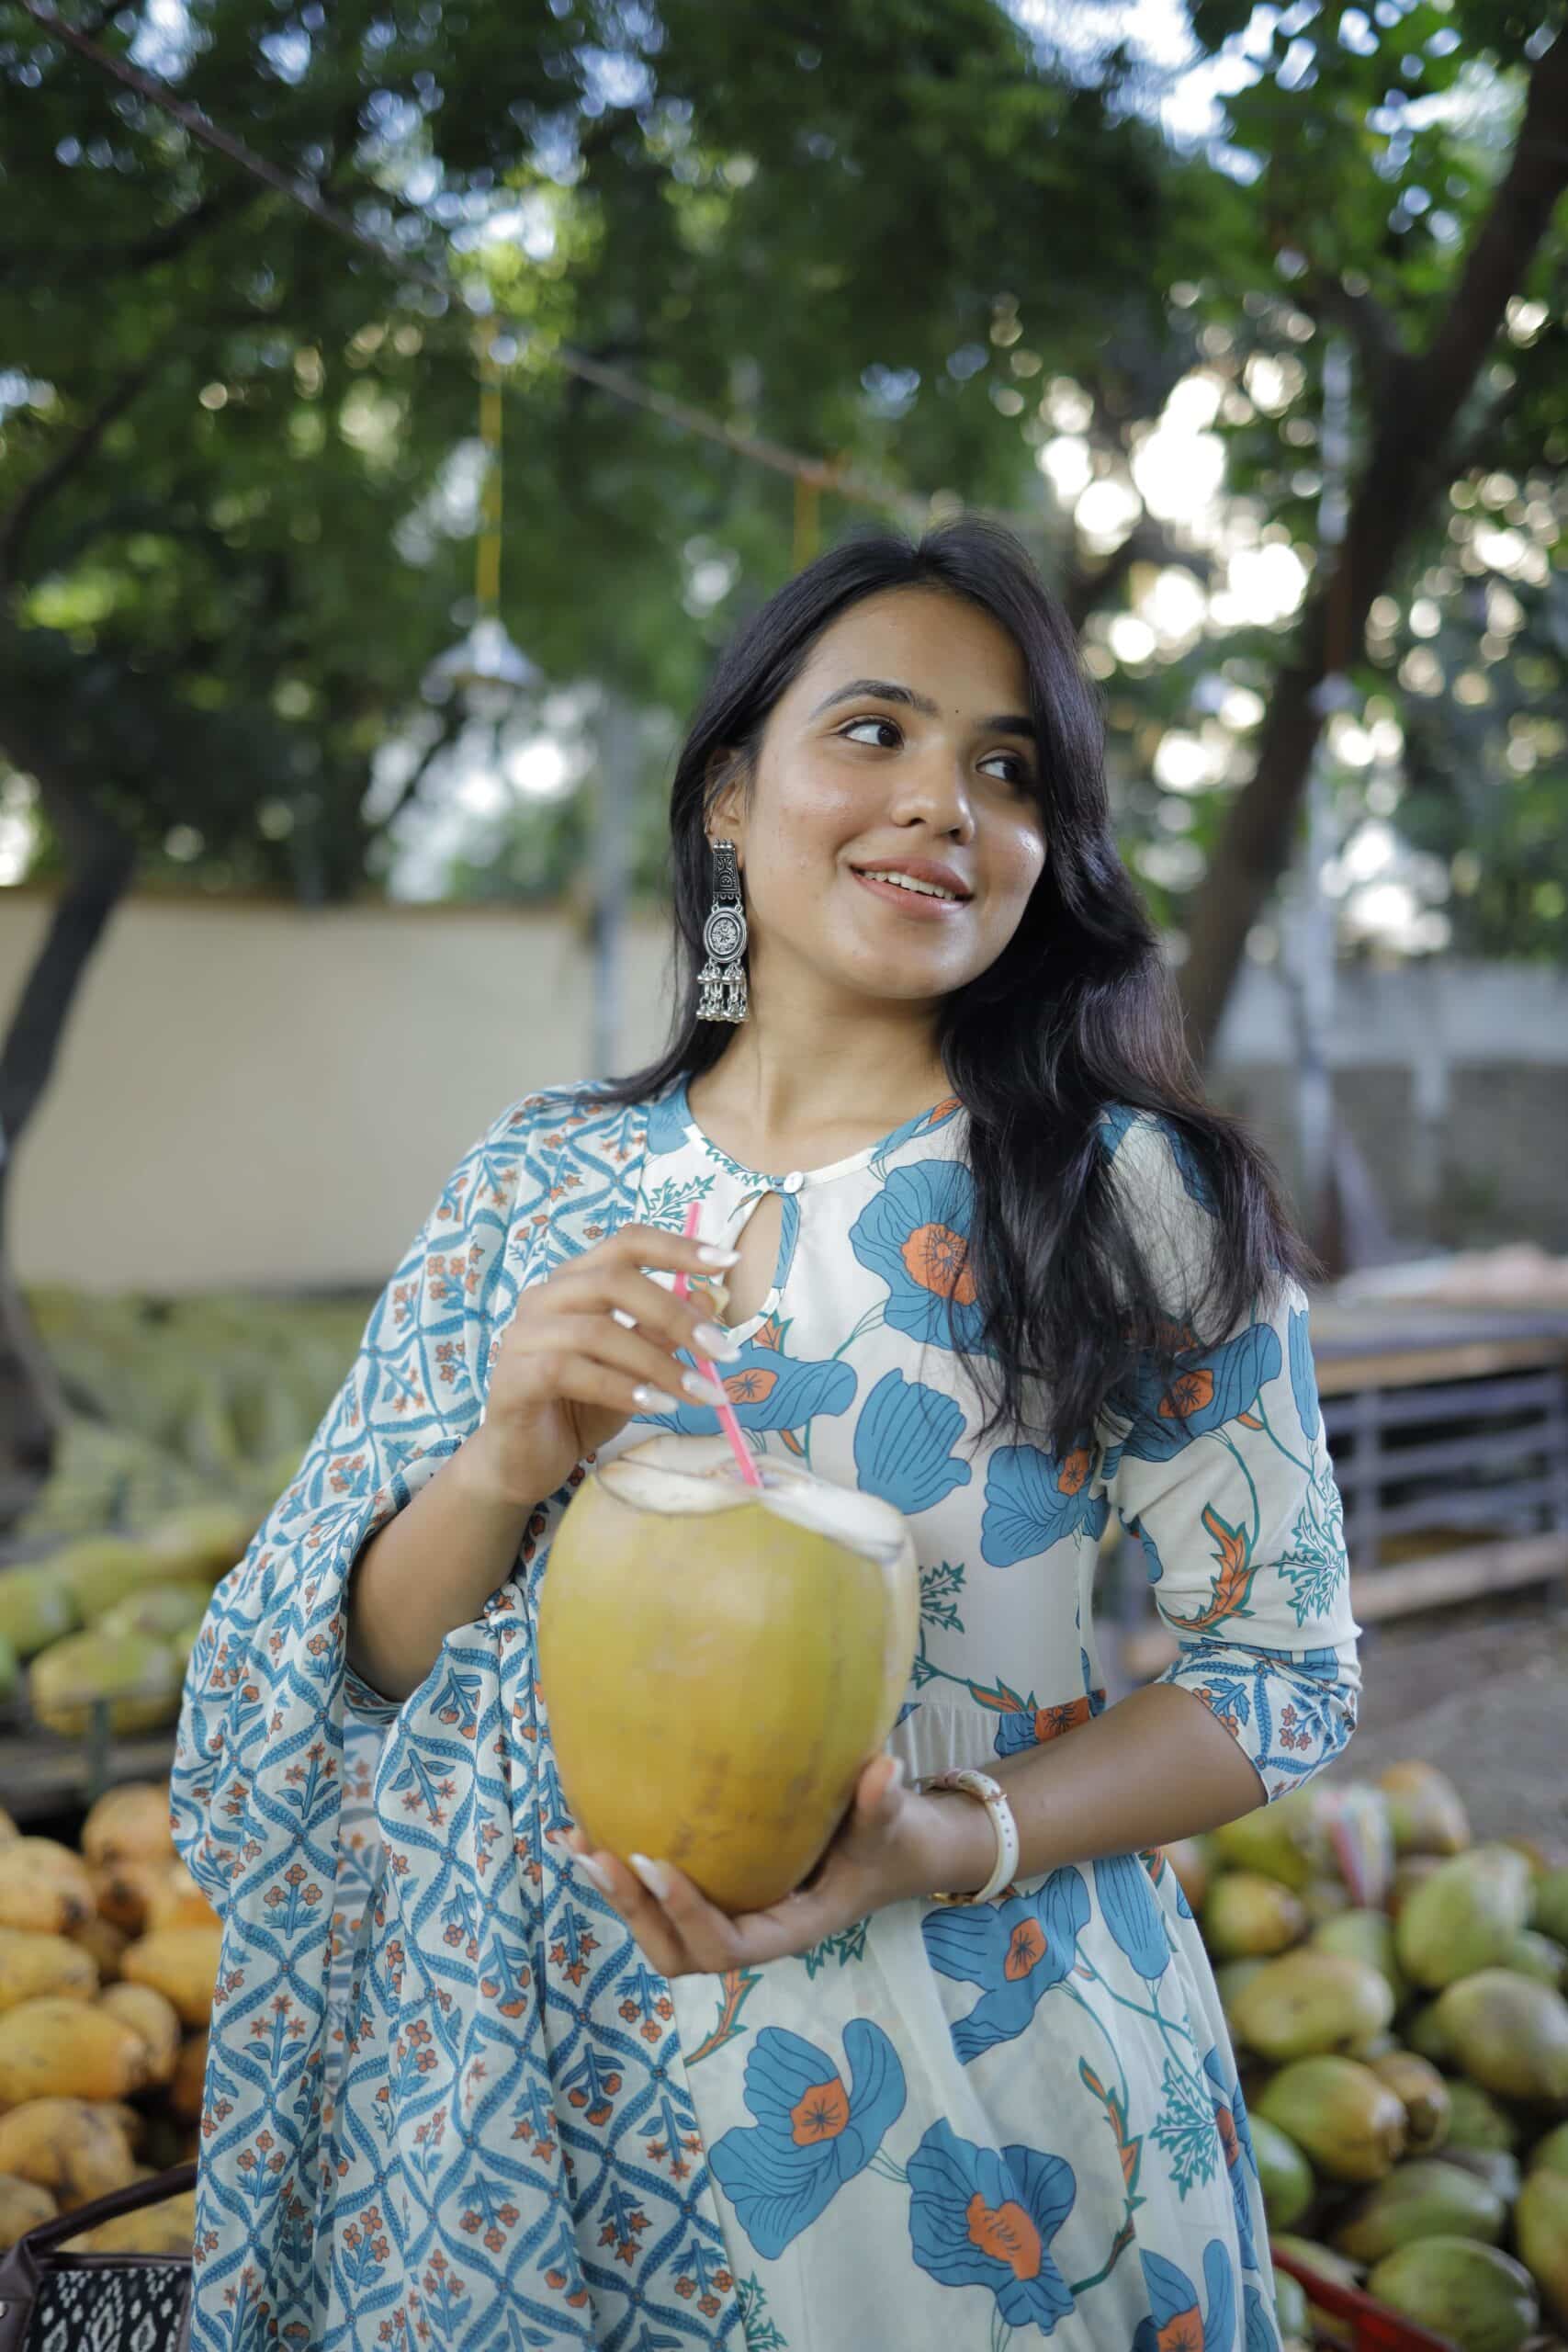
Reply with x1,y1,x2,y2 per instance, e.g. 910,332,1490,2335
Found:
709,586,1048,1009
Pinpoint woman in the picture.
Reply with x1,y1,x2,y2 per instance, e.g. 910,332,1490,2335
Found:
172,518,1359,2352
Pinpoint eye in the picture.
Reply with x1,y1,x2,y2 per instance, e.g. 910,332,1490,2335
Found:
838,716,903,749
979,751,1035,792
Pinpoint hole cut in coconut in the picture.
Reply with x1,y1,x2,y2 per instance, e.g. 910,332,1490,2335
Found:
601,1435,908,1561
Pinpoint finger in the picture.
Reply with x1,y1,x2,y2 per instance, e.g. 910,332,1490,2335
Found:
523,1309,733,1414
855,1752,906,1819
587,1850,697,1977
624,1855,750,1974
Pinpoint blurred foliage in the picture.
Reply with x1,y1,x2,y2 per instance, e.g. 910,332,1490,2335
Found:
0,0,1562,960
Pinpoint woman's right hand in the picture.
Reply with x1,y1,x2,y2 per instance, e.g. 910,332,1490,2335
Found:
461,1223,742,1507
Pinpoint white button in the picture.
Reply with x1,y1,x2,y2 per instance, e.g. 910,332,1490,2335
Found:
779,1170,804,1193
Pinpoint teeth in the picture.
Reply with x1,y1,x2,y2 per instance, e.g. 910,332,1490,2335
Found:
860,869,960,900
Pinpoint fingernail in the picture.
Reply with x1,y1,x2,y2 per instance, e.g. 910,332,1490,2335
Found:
628,1853,671,1901
578,1854,614,1894
694,1321,740,1360
633,1385,681,1412
886,1756,906,1789
697,1245,741,1267
682,1370,730,1406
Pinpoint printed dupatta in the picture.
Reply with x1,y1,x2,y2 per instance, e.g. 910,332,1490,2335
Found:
170,1080,749,2350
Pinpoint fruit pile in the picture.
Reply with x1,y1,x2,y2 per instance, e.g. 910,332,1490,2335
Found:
1167,1760,1568,2352
0,1502,257,1734
0,1781,220,2255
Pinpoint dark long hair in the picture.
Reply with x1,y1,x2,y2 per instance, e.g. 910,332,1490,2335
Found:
564,517,1319,1460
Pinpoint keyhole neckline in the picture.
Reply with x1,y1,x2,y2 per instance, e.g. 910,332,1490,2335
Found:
670,1070,964,1193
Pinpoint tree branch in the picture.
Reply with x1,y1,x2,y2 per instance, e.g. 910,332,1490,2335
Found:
0,360,157,588
1175,23,1568,1062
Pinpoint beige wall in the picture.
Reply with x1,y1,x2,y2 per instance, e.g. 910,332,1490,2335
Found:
2,892,682,1293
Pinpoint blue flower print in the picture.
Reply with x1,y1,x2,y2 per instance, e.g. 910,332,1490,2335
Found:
1111,1320,1282,1466
660,1322,857,1436
1288,1303,1320,1445
922,1869,1091,2063
1099,1104,1218,1216
707,2020,906,2260
849,1160,990,1352
1203,2045,1259,2273
1094,1852,1171,1984
1132,2240,1235,2352
981,1440,1111,1565
853,1369,973,1514
1244,2282,1283,2352
908,2118,1076,2335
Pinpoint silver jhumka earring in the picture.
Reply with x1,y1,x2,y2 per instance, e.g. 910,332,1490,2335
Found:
697,838,749,1023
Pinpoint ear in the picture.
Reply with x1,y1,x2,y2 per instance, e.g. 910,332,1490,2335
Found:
703,747,748,850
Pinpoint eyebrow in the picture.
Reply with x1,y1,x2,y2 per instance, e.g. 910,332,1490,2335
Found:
807,676,1037,742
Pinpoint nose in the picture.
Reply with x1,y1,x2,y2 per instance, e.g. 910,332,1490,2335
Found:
886,749,979,840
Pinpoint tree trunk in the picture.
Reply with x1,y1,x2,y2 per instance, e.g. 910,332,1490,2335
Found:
0,764,135,1519
1176,26,1568,1062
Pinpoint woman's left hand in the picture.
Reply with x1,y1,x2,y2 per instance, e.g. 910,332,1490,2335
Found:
563,1753,939,1975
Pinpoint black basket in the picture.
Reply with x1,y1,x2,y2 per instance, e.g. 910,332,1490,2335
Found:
0,2159,194,2352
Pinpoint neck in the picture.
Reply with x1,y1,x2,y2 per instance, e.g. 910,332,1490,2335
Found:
694,1019,951,1148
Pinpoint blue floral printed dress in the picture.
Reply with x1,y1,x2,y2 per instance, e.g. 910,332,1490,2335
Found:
171,1074,1359,2352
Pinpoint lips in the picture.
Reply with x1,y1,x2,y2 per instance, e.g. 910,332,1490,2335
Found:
852,870,969,917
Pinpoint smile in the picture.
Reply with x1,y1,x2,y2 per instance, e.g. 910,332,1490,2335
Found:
851,870,970,917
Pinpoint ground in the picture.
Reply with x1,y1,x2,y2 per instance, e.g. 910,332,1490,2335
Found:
1316,1583,1568,1854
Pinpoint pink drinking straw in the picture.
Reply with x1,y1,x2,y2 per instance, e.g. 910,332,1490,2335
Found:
675,1200,764,1489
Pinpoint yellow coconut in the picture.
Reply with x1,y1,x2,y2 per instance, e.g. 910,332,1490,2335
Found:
169,2030,208,2125
48,1536,181,1625
0,1806,17,1845
1231,1949,1394,2062
97,1984,181,2090
87,1857,168,1938
0,2172,57,2245
146,1861,221,1934
1202,1871,1309,1960
91,2100,147,2157
0,1840,96,1935
1378,1760,1472,1856
62,2186,197,2256
96,1581,217,1646
81,1781,177,1871
120,1926,223,2029
0,2098,137,2204
537,1432,919,1914
0,1928,98,2013
67,1914,130,1983
0,1996,150,2107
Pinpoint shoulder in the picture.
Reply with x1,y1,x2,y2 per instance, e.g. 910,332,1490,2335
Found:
1096,1102,1219,1220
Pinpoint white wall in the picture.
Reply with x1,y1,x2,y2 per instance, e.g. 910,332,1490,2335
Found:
1,892,682,1293
6,888,1567,1292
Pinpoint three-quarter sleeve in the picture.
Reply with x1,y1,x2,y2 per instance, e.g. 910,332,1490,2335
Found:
1092,1110,1361,1803
168,1091,544,1918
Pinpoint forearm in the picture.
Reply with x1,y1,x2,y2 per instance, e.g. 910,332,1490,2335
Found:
918,1681,1269,1896
344,1429,538,1703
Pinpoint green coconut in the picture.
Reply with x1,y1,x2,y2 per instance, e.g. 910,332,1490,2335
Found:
1365,2237,1537,2352
1394,1845,1534,1991
1430,1969,1568,2103
1256,2054,1407,2183
1442,2077,1519,2153
1311,1906,1407,2003
95,1582,217,1645
1248,2112,1314,2230
1331,2157,1506,2262
1231,1949,1394,2062
1506,1928,1567,1989
0,1565,78,1661
1209,1788,1328,1890
1515,2168,1568,2328
1528,2120,1568,2177
1529,1866,1568,1947
1365,2051,1450,2154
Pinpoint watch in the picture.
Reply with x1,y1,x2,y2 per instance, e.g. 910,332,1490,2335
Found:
919,1768,1021,1905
